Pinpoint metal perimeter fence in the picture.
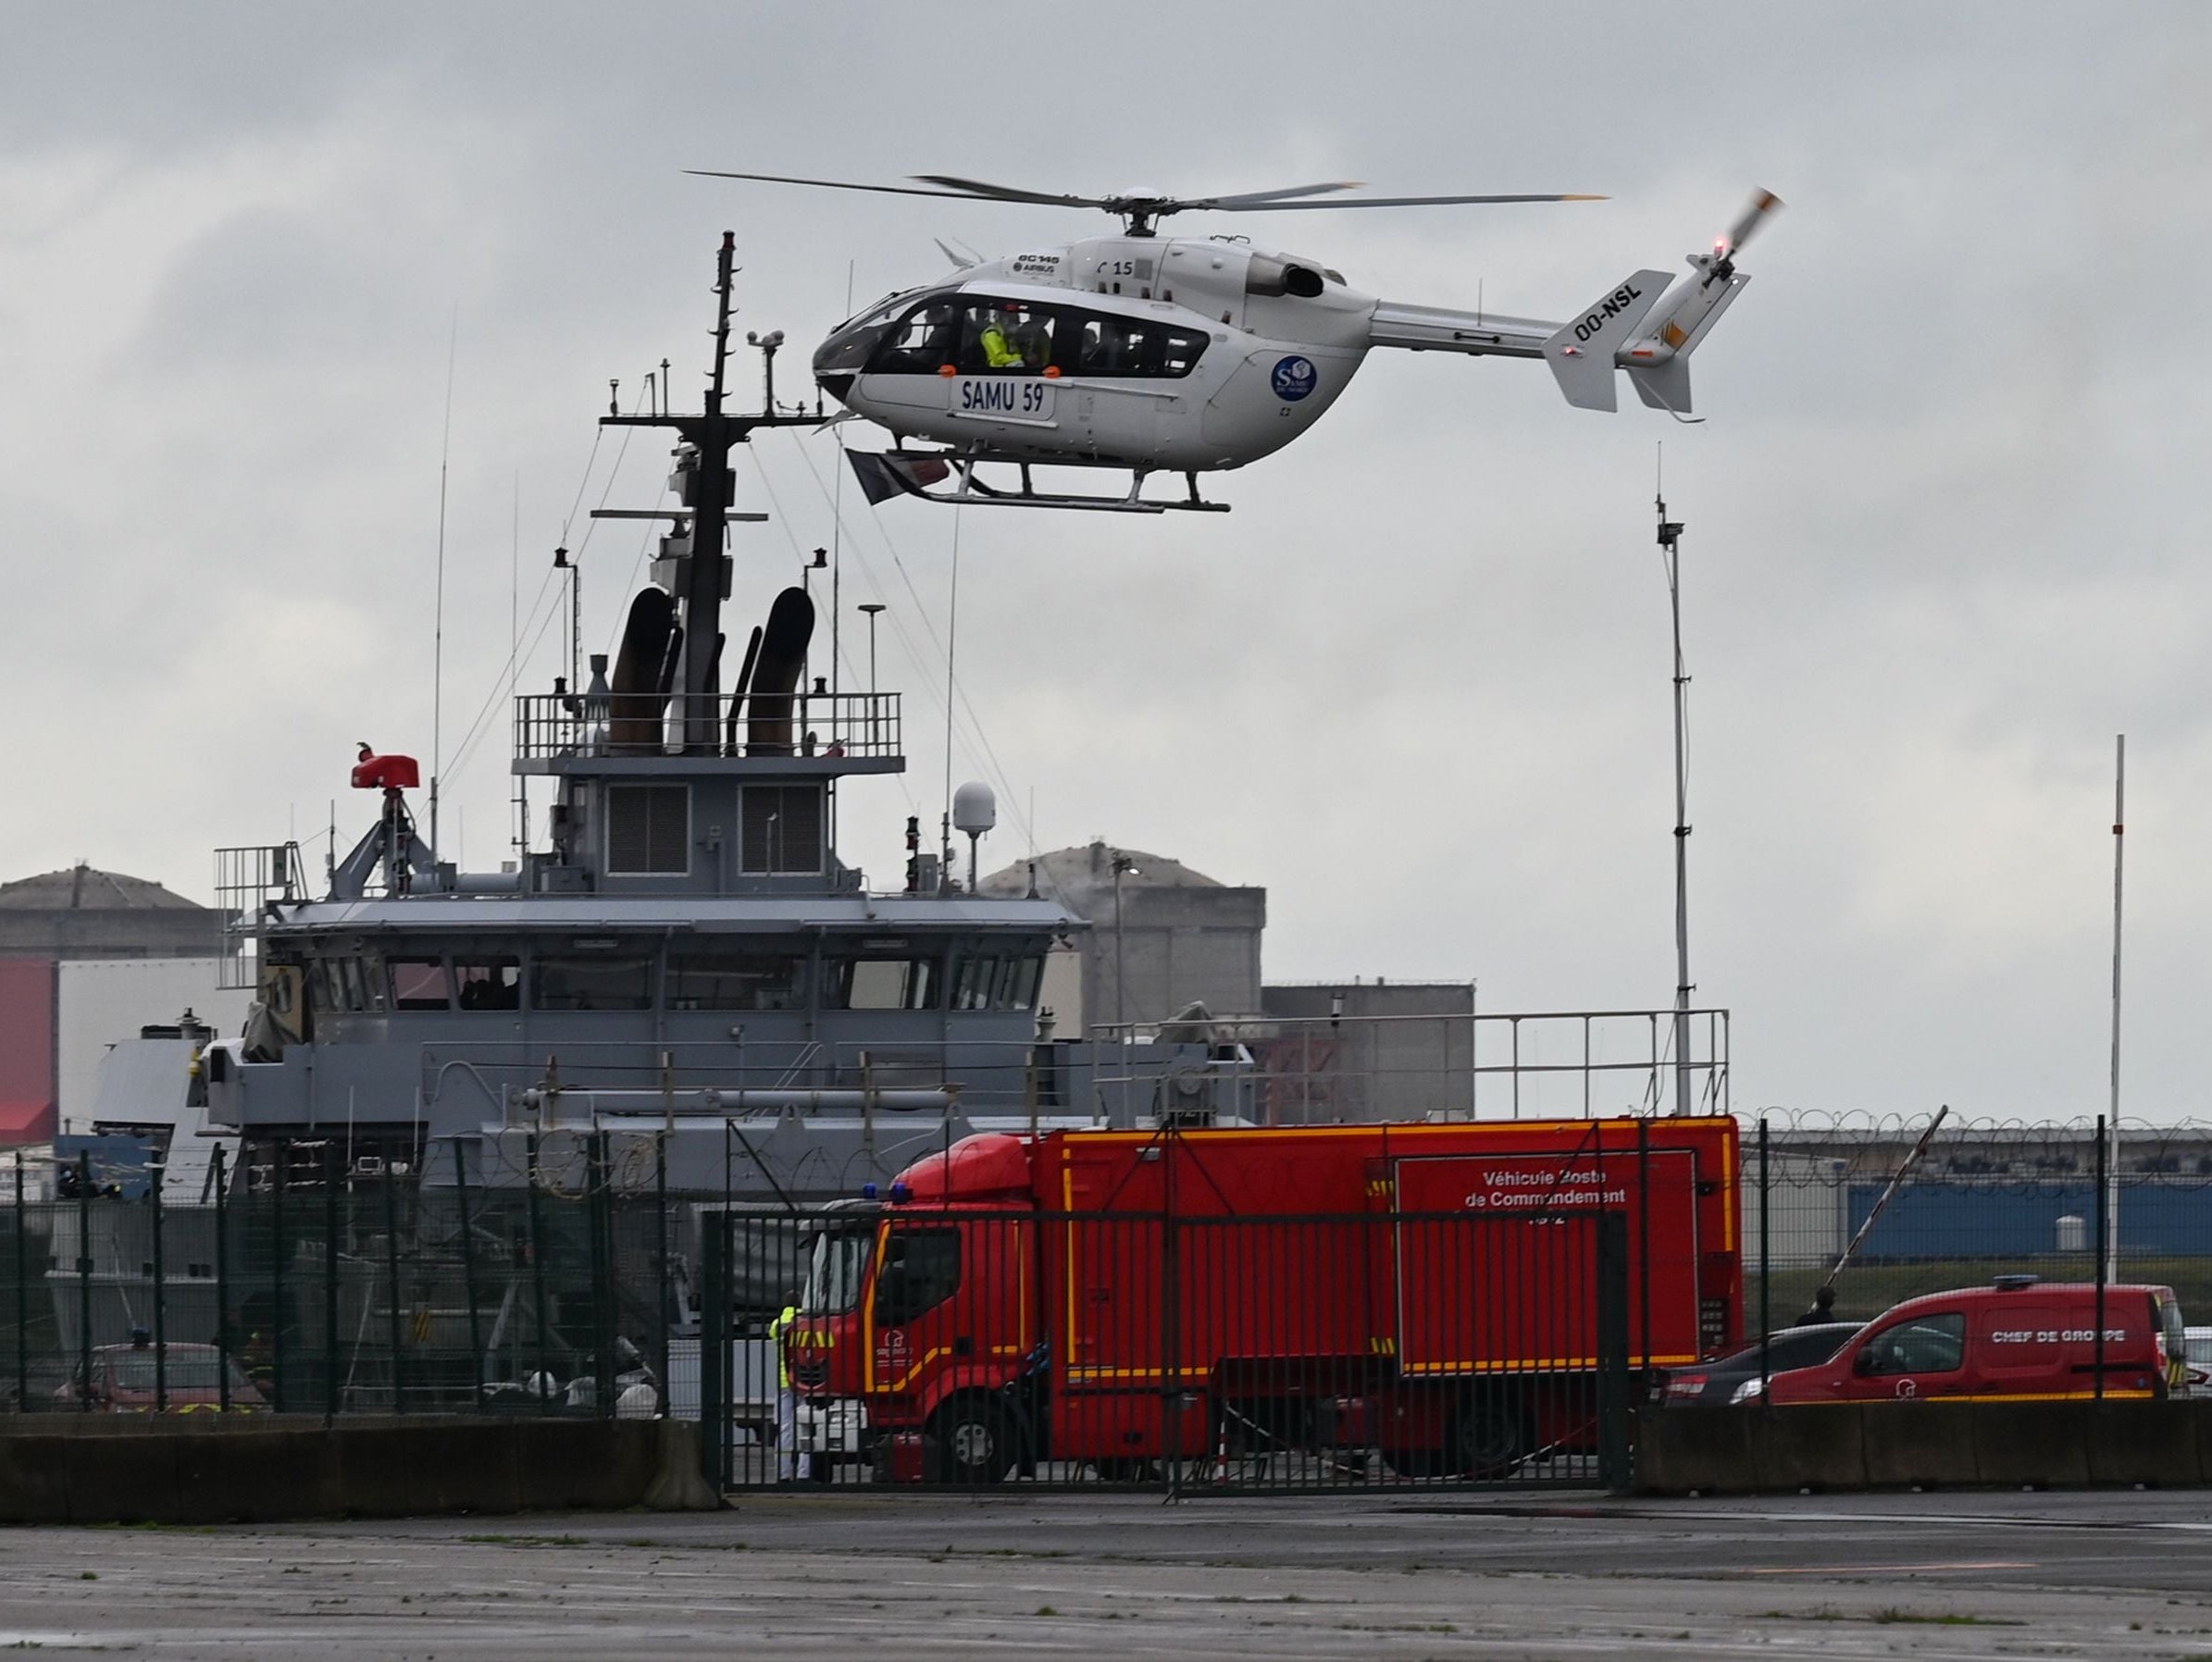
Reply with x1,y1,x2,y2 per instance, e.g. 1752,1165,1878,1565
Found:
7,1110,2208,1495
1741,1110,2212,1336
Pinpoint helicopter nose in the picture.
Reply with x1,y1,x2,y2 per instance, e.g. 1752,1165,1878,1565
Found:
817,372,855,403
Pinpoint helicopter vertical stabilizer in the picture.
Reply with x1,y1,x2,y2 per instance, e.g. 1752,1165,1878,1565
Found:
1540,270,1670,412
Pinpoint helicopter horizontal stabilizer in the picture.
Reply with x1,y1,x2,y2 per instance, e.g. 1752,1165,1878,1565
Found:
846,449,951,505
1539,269,1671,413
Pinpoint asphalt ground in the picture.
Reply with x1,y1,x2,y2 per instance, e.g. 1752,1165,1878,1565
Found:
6,1488,2212,1658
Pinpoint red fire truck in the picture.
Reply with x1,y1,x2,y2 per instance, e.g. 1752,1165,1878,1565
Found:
789,1117,1740,1482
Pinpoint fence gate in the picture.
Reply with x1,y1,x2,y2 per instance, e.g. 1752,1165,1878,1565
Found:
702,1205,1633,1496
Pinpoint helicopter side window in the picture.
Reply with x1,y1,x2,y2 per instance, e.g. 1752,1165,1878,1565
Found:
955,302,1055,374
1159,327,1207,376
870,301,960,375
1073,316,1207,379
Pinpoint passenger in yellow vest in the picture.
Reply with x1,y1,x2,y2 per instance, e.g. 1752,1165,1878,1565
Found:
769,1303,810,1483
979,314,1025,370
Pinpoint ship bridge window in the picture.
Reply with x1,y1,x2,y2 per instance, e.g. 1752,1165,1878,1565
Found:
668,951,806,1011
740,784,824,875
1073,315,1208,378
955,300,1057,374
869,298,960,375
533,957,655,1011
952,954,1002,1011
826,956,940,1011
455,957,520,1011
954,952,1047,1011
608,784,690,875
313,955,388,1015
389,958,451,1011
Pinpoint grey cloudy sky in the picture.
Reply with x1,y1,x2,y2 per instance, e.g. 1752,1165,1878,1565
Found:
5,3,2208,1121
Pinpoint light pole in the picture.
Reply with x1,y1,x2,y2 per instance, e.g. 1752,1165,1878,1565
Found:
1111,852,1139,1035
858,602,885,751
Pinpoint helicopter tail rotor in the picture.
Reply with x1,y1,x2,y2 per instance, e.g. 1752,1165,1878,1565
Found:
1615,189,1781,416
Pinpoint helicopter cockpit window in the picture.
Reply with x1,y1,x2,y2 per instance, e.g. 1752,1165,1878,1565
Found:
956,303,1055,374
1074,316,1208,379
870,300,960,375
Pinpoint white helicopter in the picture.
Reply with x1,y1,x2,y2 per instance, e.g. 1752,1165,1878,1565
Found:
693,170,1782,513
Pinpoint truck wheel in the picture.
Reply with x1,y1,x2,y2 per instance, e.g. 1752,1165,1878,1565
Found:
1451,1395,1527,1479
929,1397,1014,1484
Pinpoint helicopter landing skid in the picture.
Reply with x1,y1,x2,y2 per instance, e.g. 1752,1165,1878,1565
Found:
846,450,1229,515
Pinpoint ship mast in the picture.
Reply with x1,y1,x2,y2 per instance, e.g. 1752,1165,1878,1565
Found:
601,232,819,752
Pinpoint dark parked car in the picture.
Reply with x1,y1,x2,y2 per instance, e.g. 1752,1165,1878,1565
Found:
1659,1322,1861,1406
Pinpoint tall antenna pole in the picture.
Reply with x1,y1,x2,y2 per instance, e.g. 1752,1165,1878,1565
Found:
2106,734,2125,1283
941,509,962,893
429,309,457,858
1656,486,1692,1116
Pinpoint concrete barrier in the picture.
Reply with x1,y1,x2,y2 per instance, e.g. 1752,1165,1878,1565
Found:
2090,1400,2195,1487
1750,1403,1867,1491
1971,1402,2091,1488
1863,1403,1982,1488
1634,1407,1754,1495
1636,1398,2212,1495
0,1415,716,1524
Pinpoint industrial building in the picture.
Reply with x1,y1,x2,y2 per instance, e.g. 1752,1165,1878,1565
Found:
0,864,249,1143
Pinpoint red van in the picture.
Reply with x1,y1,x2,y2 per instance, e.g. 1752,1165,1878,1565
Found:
1765,1277,2187,1405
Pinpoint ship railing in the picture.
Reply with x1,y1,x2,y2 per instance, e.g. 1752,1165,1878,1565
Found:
512,688,902,762
210,841,309,990
1087,1006,1731,1124
419,1036,1069,1118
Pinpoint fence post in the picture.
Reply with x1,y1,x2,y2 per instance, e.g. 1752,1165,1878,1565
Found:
526,1133,552,1411
700,1211,725,1494
324,1142,340,1422
654,1131,671,1417
1758,1117,1771,1396
76,1150,92,1414
454,1137,484,1409
271,1144,288,1413
1596,1210,1632,1494
2094,1114,2107,1403
212,1145,230,1414
151,1155,167,1412
1162,1184,1182,1497
12,1155,25,1413
1636,1119,1651,1374
590,1132,615,1417
382,1158,405,1413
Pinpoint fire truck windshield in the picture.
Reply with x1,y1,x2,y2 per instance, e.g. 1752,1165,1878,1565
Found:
802,1227,875,1315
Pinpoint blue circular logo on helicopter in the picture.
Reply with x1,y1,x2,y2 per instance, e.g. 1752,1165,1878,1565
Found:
1271,355,1318,402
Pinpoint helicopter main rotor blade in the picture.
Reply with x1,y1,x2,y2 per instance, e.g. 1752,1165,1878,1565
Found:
908,174,1116,208
685,168,1013,203
1217,192,1608,211
1720,187,1784,255
1179,180,1367,209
